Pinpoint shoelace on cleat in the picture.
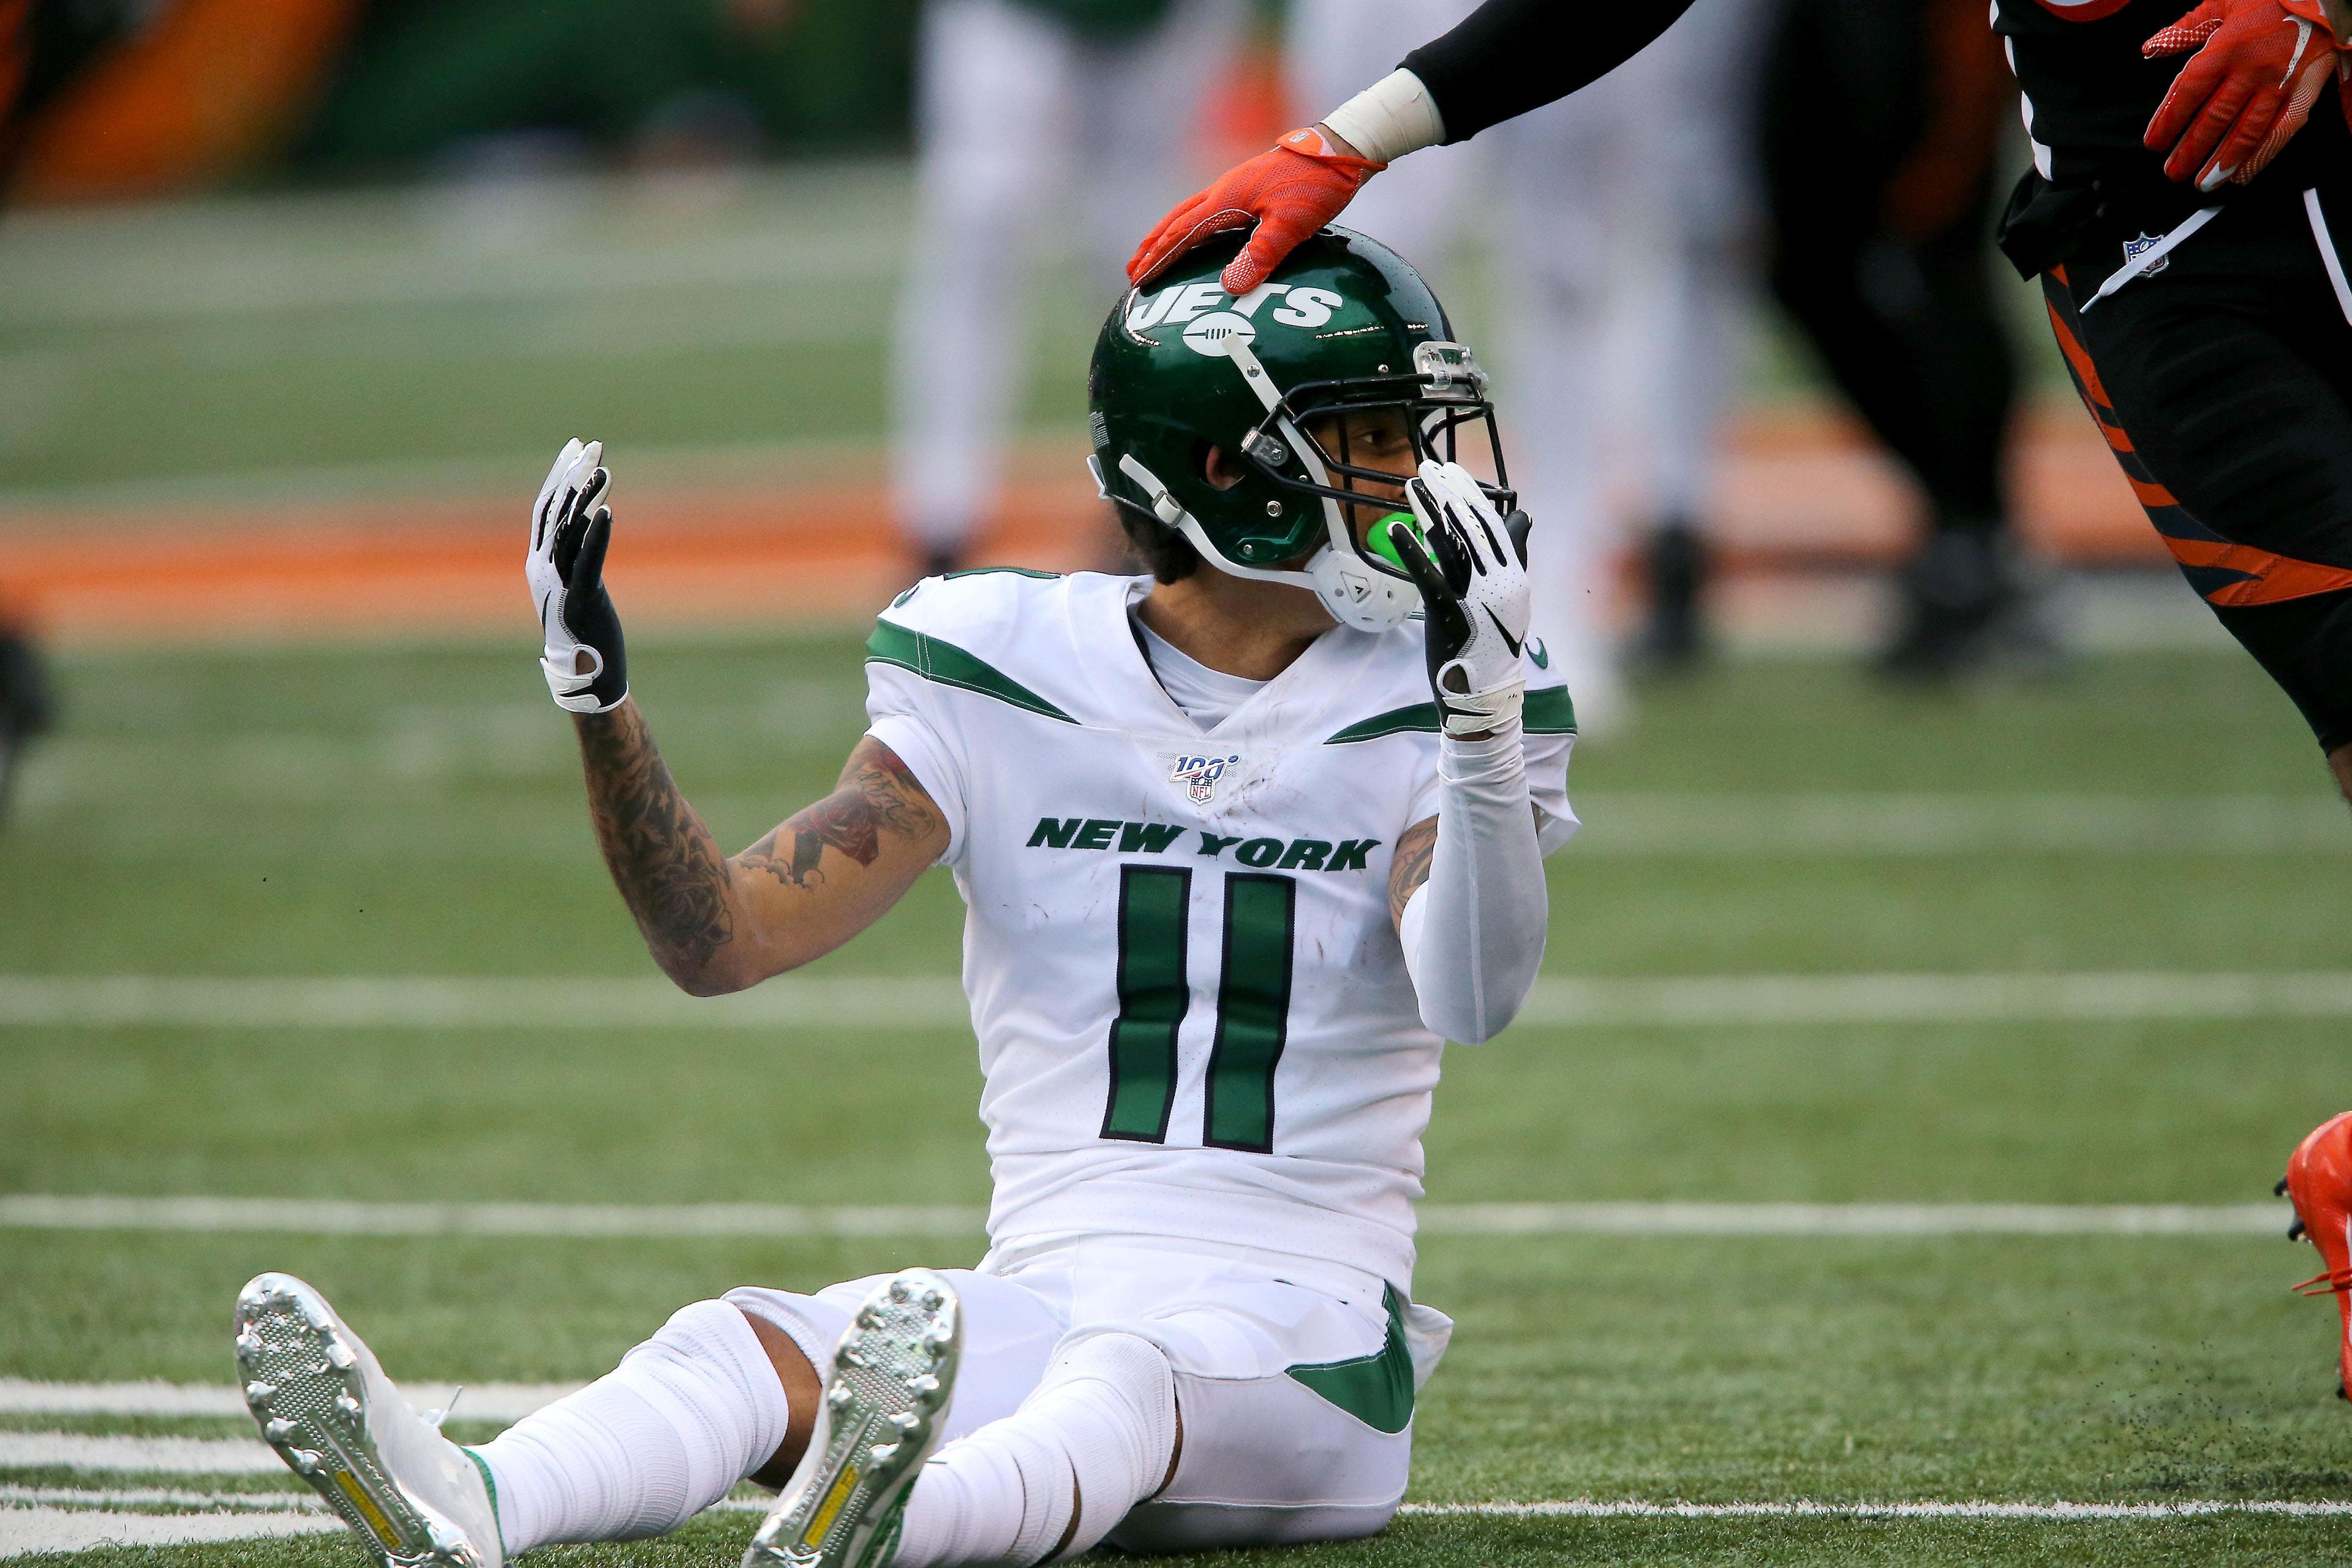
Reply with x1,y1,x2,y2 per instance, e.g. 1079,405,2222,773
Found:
421,1386,466,1430
2292,1265,2352,1297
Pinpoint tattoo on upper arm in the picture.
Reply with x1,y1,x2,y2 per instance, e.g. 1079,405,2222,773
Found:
1389,817,1439,929
737,737,943,892
577,706,734,978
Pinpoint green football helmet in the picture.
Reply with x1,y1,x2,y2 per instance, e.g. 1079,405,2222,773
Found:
1087,227,1512,633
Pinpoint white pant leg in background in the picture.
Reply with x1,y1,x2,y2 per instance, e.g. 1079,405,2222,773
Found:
1617,0,1771,532
892,0,1239,560
1282,0,1480,266
1487,81,1636,737
1077,0,1246,279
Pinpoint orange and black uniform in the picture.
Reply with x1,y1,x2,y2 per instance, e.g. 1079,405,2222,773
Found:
1999,0,2352,751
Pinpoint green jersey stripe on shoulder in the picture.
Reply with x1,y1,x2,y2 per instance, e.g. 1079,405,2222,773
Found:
1323,685,1578,744
866,620,1077,723
1324,703,1440,745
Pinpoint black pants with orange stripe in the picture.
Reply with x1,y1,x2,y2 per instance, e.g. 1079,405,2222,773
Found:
2045,179,2352,753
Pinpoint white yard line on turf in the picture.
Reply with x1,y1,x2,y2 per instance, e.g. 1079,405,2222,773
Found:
1566,793,2352,858
0,1197,2289,1242
1392,1499,2352,1520
6,1491,2350,1561
0,1380,577,1420
10,970,2352,1032
0,1433,284,1474
0,1487,315,1510
0,1508,339,1557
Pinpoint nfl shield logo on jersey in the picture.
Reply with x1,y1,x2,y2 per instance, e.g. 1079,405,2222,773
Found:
2122,232,2171,278
1167,752,1242,805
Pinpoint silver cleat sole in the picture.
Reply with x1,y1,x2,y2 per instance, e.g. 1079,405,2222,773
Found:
744,1268,961,1568
235,1273,484,1568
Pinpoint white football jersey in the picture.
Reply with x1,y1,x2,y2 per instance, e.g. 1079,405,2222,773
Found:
864,570,1577,1291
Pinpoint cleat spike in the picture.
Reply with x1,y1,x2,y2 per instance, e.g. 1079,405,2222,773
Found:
919,1291,943,1311
230,1272,502,1568
2291,1219,2307,1241
889,1281,910,1303
2278,1176,2291,1197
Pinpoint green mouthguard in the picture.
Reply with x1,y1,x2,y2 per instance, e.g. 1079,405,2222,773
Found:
1365,510,1425,572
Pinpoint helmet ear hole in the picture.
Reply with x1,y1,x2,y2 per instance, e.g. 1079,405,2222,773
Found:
1196,439,1247,492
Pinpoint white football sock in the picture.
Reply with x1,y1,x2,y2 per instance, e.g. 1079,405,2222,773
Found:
893,1333,1175,1568
470,1299,787,1554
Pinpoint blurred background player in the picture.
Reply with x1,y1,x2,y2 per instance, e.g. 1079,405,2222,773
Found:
1762,0,2047,677
891,0,1243,578
1279,0,1770,731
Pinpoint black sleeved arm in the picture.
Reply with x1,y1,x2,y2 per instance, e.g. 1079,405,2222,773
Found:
1399,0,1702,145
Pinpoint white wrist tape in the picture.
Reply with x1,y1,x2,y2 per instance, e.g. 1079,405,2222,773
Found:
1400,725,1548,1045
1435,668,1523,738
1322,69,1445,165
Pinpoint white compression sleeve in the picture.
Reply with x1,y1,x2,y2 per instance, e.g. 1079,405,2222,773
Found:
471,1300,788,1554
1321,69,1446,165
893,1333,1177,1568
1400,725,1548,1044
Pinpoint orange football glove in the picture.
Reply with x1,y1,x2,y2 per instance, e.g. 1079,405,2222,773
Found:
1125,127,1385,293
2144,0,2347,189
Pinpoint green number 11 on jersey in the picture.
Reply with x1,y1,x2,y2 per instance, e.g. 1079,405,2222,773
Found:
1101,865,1297,1153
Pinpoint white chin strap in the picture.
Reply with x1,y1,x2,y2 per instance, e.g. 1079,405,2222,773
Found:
1110,453,1417,633
1095,330,1421,635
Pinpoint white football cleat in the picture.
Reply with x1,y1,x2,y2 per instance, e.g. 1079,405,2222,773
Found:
235,1272,505,1568
744,1268,961,1568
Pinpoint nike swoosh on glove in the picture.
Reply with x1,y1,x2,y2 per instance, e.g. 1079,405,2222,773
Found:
1385,460,1534,739
1126,127,1385,293
2145,0,2346,190
526,438,628,714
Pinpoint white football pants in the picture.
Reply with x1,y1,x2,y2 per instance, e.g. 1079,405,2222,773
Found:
892,0,1244,557
730,1234,1452,1552
1287,0,1773,733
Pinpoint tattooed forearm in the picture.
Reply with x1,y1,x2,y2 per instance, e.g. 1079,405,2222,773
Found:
737,737,942,891
575,703,736,988
1388,816,1439,930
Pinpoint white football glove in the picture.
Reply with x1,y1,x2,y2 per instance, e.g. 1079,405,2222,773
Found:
526,439,628,714
1385,459,1533,737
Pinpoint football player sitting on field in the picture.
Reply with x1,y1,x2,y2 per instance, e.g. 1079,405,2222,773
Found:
233,228,1579,1568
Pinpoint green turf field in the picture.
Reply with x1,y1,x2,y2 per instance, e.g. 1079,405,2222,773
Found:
6,632,2352,1566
